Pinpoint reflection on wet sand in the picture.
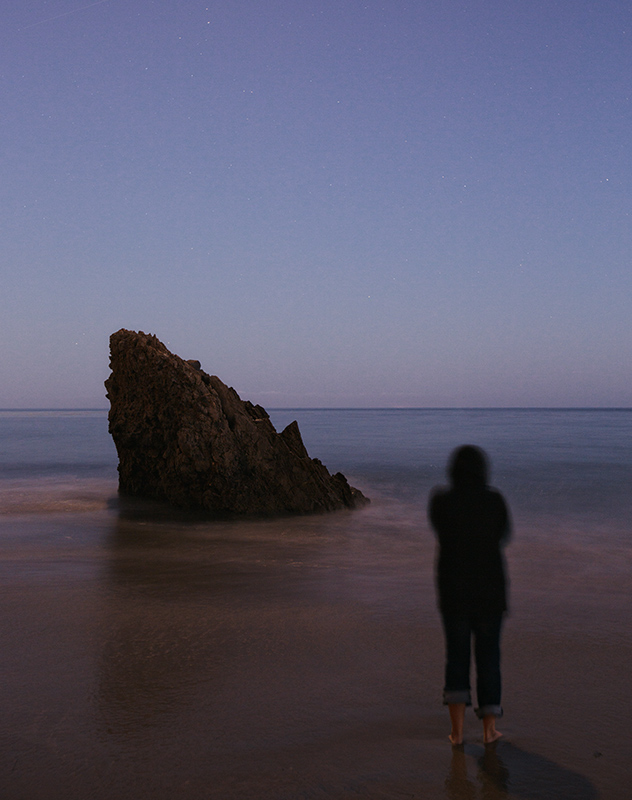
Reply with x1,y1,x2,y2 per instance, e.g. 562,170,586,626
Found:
446,741,598,800
92,512,443,797
94,514,603,800
97,520,198,738
0,500,617,799
95,511,409,752
96,514,306,740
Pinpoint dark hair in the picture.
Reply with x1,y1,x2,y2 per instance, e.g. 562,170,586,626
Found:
448,445,488,488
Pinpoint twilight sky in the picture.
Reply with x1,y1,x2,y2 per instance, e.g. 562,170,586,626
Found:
2,0,630,407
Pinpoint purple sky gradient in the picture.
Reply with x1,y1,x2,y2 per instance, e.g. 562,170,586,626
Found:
2,0,630,407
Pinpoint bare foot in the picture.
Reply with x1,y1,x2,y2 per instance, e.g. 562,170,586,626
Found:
482,714,503,744
448,703,466,747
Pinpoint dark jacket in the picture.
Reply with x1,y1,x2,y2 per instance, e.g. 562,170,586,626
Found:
428,483,510,616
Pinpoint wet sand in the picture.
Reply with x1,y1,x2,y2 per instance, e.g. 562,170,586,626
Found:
0,503,629,799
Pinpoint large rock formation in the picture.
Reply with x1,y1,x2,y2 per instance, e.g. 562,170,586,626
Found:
105,330,368,516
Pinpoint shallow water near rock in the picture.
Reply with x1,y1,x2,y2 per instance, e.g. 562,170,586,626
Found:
0,408,630,798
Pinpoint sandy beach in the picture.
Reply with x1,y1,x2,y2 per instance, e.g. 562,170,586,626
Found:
0,496,629,800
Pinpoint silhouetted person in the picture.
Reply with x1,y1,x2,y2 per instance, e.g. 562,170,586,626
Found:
428,445,511,745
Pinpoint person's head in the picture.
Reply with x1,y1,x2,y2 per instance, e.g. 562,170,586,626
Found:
448,445,488,489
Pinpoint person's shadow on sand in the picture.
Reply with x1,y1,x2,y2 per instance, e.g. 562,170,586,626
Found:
446,741,598,799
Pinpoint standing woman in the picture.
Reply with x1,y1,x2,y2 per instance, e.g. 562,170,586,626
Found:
428,445,511,745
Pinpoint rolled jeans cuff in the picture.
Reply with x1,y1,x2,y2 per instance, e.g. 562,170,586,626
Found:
443,690,471,706
476,704,503,719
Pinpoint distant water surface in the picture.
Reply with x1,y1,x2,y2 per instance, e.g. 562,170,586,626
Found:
270,407,632,541
1,407,630,529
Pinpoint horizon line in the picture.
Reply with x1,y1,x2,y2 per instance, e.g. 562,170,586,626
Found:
1,406,631,412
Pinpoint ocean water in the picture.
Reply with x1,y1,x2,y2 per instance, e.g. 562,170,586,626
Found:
2,407,630,532
0,408,630,799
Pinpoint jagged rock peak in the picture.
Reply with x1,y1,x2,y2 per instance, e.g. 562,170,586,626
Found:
104,329,368,516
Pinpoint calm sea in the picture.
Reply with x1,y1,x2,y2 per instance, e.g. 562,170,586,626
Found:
1,407,630,539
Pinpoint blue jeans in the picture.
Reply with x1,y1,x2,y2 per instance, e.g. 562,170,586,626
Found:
441,611,503,718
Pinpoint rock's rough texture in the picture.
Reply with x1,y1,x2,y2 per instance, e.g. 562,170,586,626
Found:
105,329,368,516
